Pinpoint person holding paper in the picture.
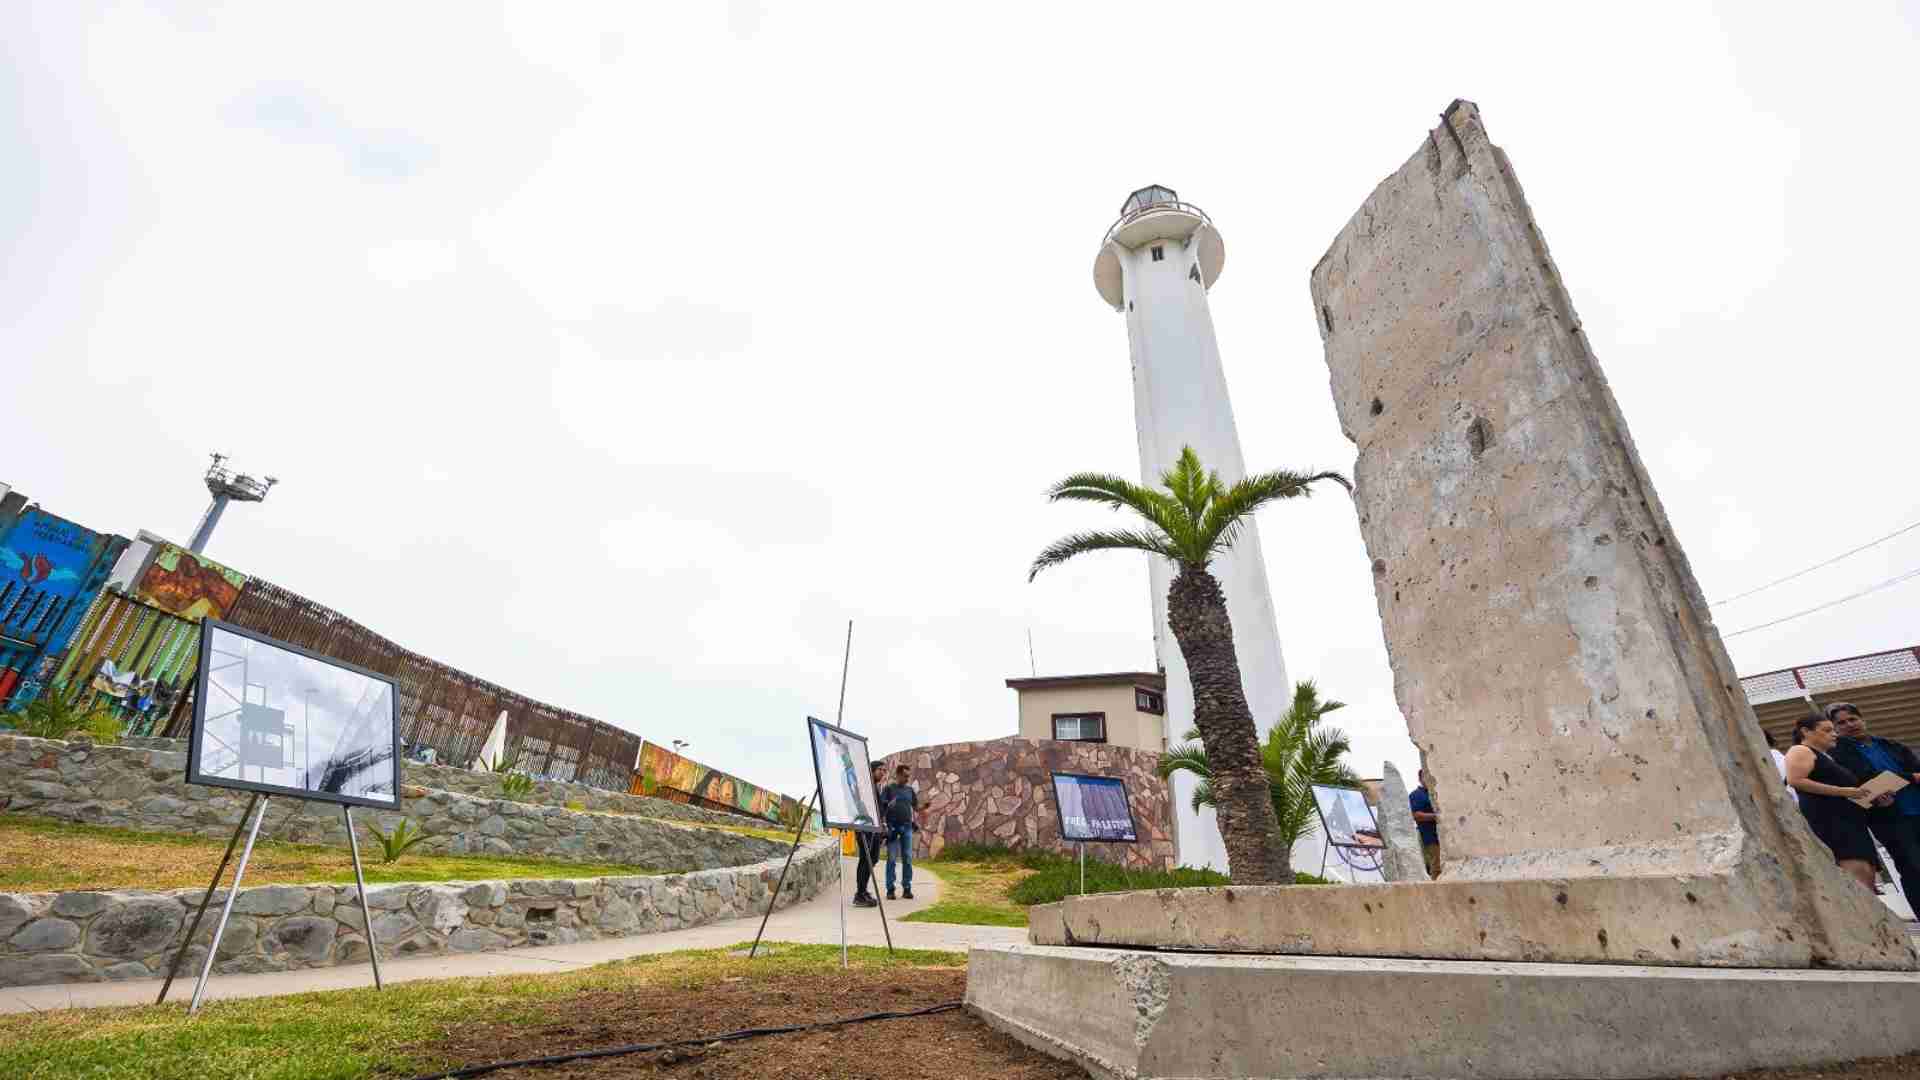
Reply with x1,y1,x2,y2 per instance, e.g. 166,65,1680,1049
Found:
1784,714,1877,890
1826,702,1920,899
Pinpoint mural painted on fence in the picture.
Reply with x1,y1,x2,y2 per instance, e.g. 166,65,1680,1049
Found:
0,508,128,708
135,544,247,622
634,740,804,824
0,510,96,598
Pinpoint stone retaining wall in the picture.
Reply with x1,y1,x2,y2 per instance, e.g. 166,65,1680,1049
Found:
0,835,839,988
101,738,756,830
1,735,782,872
880,738,1175,869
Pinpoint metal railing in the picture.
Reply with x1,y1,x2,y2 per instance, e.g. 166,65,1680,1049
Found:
1100,199,1213,250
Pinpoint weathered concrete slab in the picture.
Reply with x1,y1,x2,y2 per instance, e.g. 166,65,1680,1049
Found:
967,943,1920,1080
1375,761,1429,883
1287,98,1908,968
1027,872,1918,967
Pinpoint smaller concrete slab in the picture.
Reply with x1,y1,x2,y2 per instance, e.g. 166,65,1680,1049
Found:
966,943,1920,1080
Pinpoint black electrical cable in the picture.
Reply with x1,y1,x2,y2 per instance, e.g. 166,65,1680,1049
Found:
406,1000,965,1080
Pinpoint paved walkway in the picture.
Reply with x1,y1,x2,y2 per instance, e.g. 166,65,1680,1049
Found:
1,858,1024,1014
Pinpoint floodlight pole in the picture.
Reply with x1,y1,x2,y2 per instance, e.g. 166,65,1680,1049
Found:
189,795,271,1014
1079,841,1086,895
343,806,384,990
157,793,259,1005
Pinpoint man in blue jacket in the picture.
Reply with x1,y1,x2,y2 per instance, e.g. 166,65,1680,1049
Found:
1827,702,1920,899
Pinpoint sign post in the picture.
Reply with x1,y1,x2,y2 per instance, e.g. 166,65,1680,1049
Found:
1050,772,1139,895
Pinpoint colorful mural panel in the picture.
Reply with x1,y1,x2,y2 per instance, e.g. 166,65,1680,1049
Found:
135,544,247,622
634,740,805,824
0,506,129,708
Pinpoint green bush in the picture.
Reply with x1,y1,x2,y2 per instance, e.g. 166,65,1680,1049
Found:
7,696,121,743
563,799,586,812
499,773,535,801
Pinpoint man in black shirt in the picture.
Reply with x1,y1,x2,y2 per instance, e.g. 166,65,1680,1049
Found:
852,761,886,908
879,763,921,900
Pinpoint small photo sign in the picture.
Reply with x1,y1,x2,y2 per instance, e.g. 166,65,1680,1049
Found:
1051,772,1138,843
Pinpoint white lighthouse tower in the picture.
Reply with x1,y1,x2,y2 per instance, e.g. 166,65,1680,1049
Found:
1093,186,1290,873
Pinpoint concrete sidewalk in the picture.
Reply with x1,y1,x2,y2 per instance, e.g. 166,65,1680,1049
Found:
2,857,1023,1014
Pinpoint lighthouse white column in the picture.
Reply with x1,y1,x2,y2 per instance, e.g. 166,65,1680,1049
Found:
1119,236,1290,874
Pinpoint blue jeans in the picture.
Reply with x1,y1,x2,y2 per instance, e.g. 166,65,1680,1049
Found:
885,825,913,892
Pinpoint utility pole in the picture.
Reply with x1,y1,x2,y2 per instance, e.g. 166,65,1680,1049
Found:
188,453,277,555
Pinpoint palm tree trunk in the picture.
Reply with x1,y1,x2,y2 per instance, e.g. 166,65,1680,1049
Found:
1166,563,1292,884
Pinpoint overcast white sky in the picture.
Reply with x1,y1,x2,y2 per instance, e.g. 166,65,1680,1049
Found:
6,3,1919,803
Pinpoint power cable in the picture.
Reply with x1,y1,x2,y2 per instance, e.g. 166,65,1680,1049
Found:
1720,565,1920,639
405,1000,964,1080
1710,517,1920,607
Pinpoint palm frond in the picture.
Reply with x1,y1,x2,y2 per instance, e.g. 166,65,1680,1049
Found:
1201,469,1351,557
1028,529,1178,582
1048,473,1186,538
1156,743,1212,783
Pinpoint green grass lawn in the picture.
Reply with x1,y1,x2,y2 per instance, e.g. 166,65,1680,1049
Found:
0,815,667,892
0,943,962,1080
903,843,1322,927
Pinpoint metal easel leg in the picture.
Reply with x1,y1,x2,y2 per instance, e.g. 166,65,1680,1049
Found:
343,806,384,990
749,791,818,959
867,833,895,956
158,793,259,1004
189,794,270,1015
1079,841,1086,895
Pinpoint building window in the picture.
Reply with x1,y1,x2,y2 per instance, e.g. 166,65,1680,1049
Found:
1052,713,1107,742
1135,688,1164,715
1150,246,1165,262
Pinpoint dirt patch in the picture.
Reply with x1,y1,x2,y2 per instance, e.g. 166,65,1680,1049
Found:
1714,1057,1920,1080
397,966,1082,1079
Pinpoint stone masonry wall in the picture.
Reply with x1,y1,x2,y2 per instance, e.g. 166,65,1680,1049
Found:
0,735,782,872
0,835,839,988
109,738,757,829
880,738,1174,869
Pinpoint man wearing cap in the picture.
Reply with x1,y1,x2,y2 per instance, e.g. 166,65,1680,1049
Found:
1825,702,1920,900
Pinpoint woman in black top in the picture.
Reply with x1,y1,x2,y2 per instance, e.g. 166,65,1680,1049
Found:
1783,714,1876,889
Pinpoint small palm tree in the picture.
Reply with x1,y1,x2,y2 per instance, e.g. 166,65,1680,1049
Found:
1159,680,1360,864
1031,446,1348,884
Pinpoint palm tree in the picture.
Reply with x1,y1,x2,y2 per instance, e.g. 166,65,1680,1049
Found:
1030,446,1348,884
1157,679,1360,873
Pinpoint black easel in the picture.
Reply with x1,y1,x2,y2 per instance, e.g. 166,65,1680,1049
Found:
747,789,893,960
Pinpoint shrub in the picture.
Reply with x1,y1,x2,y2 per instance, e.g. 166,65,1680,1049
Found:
564,799,586,812
499,773,535,801
8,696,121,743
364,819,430,863
482,750,523,774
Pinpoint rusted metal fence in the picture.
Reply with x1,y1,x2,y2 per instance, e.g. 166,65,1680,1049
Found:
46,567,640,790
208,577,641,787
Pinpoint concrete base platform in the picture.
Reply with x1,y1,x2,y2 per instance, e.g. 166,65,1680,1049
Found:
965,943,1920,1079
1028,874,1919,970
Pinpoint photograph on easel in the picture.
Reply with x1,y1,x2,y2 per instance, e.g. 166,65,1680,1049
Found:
1310,783,1383,849
187,618,401,809
805,716,884,833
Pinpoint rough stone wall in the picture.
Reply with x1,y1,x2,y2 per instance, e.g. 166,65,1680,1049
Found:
880,738,1174,869
0,835,839,988
0,735,782,872
1308,100,1910,969
104,737,753,829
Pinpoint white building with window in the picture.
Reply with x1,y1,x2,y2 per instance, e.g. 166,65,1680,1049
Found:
1007,672,1168,754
